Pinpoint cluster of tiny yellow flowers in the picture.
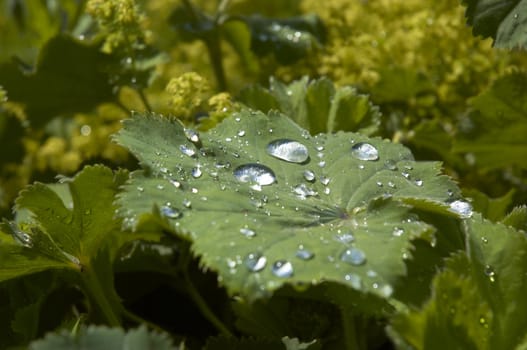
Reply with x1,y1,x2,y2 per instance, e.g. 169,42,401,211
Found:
166,72,211,119
86,0,152,53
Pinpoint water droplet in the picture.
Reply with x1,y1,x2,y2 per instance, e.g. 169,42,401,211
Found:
379,284,393,297
179,144,196,157
215,161,231,169
484,265,496,282
415,179,423,186
182,199,192,208
384,159,397,170
320,176,330,185
336,231,355,244
233,164,276,187
240,227,256,238
340,247,367,266
9,222,33,248
80,125,91,136
448,200,473,218
170,179,181,188
344,274,362,289
318,160,326,168
351,142,379,161
296,245,314,260
393,227,404,237
387,181,396,188
481,237,488,244
191,187,198,193
191,166,202,178
293,183,318,199
513,13,519,19
137,186,144,192
266,139,309,163
401,171,410,179
376,181,383,187
272,260,294,277
324,187,331,195
184,128,200,143
447,189,454,197
237,130,246,137
160,204,182,219
156,184,165,190
303,169,316,182
244,253,267,272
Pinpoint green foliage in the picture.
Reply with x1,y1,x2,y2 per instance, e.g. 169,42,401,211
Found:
0,0,526,348
461,0,527,50
239,77,381,135
29,325,181,350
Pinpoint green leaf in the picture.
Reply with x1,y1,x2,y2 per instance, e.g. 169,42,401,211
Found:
463,188,515,222
114,110,467,304
0,35,115,126
502,205,527,231
461,0,527,50
370,67,434,104
29,325,180,350
453,72,527,170
222,20,259,73
390,214,527,349
243,14,326,64
239,77,381,135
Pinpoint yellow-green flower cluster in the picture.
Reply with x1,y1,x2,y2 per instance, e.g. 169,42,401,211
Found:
86,0,152,53
166,72,211,119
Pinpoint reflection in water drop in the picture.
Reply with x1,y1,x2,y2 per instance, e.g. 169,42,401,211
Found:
296,245,314,260
184,128,200,143
266,139,309,163
303,169,316,182
336,231,355,244
179,144,196,157
293,184,318,199
351,142,379,161
245,253,267,272
160,205,182,219
345,273,362,289
272,260,294,277
448,200,473,218
340,247,367,265
233,164,276,188
240,227,256,238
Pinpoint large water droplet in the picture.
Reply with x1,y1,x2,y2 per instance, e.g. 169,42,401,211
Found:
160,204,182,219
244,252,267,272
351,142,379,161
448,200,473,218
9,222,33,248
340,247,367,266
272,260,294,277
184,128,200,143
240,227,256,238
180,144,196,158
266,139,309,163
296,245,314,260
191,166,202,178
233,164,276,187
303,169,316,182
293,183,318,199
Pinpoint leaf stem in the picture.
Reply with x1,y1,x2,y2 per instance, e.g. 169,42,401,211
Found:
122,308,170,334
81,265,122,327
341,307,365,350
136,88,152,112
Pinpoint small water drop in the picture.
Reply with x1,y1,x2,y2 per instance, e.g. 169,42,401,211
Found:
481,237,488,244
320,176,330,186
9,222,33,248
293,183,318,199
384,159,397,170
336,231,355,244
240,227,256,238
272,260,294,277
344,274,362,289
351,142,379,161
137,186,144,192
191,166,202,178
387,181,396,188
237,130,246,137
170,179,181,188
447,189,454,197
160,205,182,219
448,200,473,218
184,128,200,143
340,247,367,266
513,13,519,19
484,265,496,282
266,139,309,163
179,144,196,157
415,179,423,186
244,253,267,272
156,184,165,190
303,169,316,182
376,181,383,187
392,227,404,237
401,171,410,179
324,187,331,195
318,160,326,168
182,199,192,208
296,245,314,260
234,164,276,188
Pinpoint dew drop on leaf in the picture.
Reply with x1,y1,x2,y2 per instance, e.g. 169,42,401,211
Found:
392,227,404,237
179,144,196,157
191,166,202,178
266,139,309,163
303,169,316,182
244,252,267,272
160,204,182,219
184,128,200,143
272,260,294,277
484,264,496,283
384,159,397,170
240,227,256,238
415,179,423,186
8,222,33,248
296,245,314,260
320,176,330,185
448,200,473,218
233,164,276,187
293,183,318,199
237,130,246,137
351,142,379,161
340,247,367,266
182,199,192,208
344,273,362,289
336,231,355,244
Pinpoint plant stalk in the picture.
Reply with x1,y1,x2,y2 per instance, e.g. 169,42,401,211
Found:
81,265,122,327
341,307,366,350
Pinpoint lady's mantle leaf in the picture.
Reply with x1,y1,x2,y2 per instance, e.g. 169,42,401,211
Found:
115,111,467,301
453,72,527,170
461,0,527,50
239,77,381,135
0,165,130,282
390,214,527,349
29,325,180,350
